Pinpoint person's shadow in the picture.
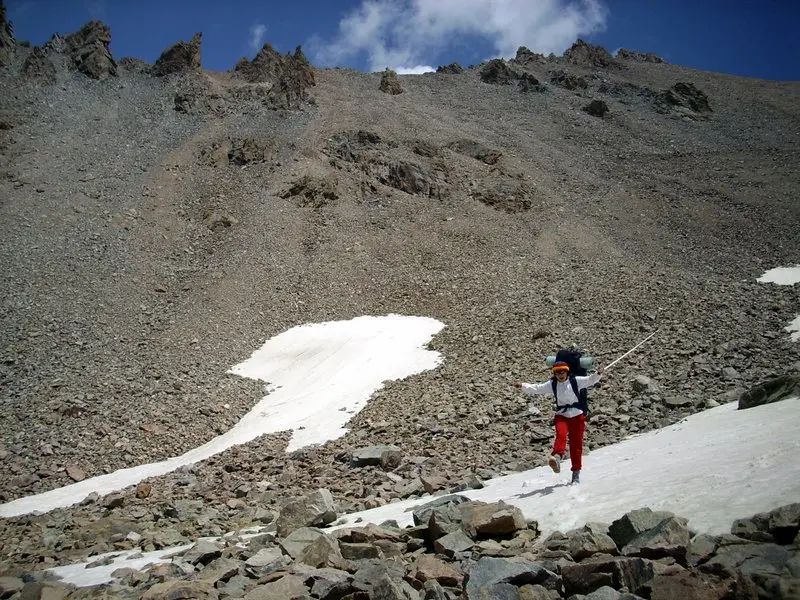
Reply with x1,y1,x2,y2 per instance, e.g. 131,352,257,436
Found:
514,481,570,499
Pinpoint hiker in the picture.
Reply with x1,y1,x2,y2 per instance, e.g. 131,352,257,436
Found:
513,361,604,484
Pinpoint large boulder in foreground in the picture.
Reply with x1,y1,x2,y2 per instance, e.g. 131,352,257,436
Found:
738,374,800,410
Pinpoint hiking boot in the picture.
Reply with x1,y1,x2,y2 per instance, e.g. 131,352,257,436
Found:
548,454,561,473
571,471,580,485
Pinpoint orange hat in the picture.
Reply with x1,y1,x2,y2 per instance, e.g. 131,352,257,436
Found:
552,362,570,373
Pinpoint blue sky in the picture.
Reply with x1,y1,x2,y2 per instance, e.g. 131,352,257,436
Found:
6,0,799,80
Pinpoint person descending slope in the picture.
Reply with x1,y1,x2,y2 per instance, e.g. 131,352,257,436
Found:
513,360,604,485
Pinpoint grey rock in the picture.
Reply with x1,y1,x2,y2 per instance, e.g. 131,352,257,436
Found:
242,574,308,600
412,495,471,526
738,375,800,410
297,535,341,567
464,557,560,599
182,539,223,566
276,489,337,536
0,577,24,598
459,500,527,538
280,527,325,559
608,507,675,548
621,516,691,562
567,527,619,560
434,529,475,558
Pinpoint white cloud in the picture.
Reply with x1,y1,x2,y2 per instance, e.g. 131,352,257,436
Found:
394,65,435,74
313,0,608,72
249,23,267,53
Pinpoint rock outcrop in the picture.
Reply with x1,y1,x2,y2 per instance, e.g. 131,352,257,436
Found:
379,68,403,94
234,43,315,109
480,58,518,84
617,48,666,63
64,20,117,79
0,0,14,67
564,39,615,68
436,62,464,74
152,32,201,76
658,82,712,116
21,46,56,83
550,69,588,90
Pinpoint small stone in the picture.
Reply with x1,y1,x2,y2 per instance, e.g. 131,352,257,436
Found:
66,465,86,481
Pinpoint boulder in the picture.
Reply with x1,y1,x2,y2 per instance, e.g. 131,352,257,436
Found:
301,568,353,599
242,574,308,600
183,539,223,566
409,554,464,587
584,99,610,118
609,507,675,548
280,527,325,559
152,32,201,76
350,444,402,468
276,489,337,536
434,529,475,558
464,557,560,599
142,580,219,600
561,556,653,597
379,68,403,94
622,517,692,563
567,526,619,560
298,535,342,568
738,375,800,410
458,500,527,538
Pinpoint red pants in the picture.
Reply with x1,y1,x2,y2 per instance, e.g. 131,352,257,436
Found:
553,414,586,472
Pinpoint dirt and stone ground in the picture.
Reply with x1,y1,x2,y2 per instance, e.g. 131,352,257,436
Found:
1,15,799,590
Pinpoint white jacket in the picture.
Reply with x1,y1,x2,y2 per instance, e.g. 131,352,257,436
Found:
521,373,602,418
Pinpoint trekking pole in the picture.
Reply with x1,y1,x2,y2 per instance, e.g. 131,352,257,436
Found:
603,330,657,372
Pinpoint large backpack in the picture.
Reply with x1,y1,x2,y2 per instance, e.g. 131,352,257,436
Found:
550,348,589,414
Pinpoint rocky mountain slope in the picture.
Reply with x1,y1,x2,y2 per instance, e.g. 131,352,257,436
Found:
1,6,799,593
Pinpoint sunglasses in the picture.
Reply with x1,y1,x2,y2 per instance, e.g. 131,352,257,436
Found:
553,371,569,377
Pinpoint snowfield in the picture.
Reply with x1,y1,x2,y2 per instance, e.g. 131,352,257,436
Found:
48,397,800,587
0,315,444,518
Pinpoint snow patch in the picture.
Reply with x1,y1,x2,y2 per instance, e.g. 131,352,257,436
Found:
328,398,800,539
786,315,800,342
0,315,444,518
757,265,800,285
758,265,800,342
48,397,800,588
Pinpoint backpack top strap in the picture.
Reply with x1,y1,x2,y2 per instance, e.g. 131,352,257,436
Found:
569,376,579,399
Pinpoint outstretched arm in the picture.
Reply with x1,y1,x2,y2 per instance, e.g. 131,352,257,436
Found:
512,381,553,396
575,367,604,390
